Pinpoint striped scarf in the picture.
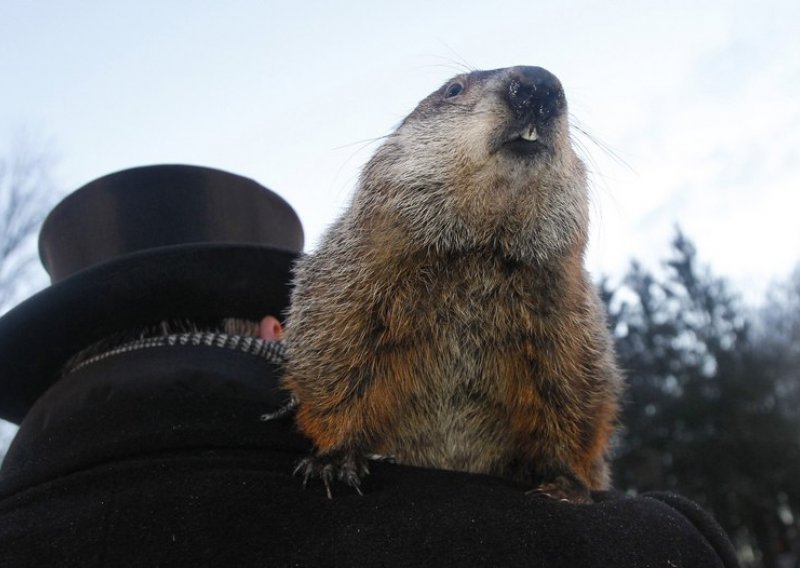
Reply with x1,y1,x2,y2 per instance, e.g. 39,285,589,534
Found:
66,333,287,375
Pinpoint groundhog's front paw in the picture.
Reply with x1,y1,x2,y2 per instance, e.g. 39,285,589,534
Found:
294,449,370,499
527,475,593,504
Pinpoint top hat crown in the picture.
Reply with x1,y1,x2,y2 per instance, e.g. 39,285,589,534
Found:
39,164,303,283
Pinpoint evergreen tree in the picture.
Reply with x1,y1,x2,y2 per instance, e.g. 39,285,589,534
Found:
604,231,800,567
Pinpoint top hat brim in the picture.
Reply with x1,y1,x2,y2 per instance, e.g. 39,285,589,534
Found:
0,243,299,424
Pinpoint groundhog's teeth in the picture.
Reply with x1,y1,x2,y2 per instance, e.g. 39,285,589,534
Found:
520,126,539,142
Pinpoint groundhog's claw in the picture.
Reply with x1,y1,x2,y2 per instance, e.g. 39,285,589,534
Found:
527,475,593,504
294,450,369,499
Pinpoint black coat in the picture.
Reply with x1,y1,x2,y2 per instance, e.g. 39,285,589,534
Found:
0,344,739,567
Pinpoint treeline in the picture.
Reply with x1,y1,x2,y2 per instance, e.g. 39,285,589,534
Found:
602,230,800,568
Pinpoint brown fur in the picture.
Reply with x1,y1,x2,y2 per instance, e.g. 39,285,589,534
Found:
283,66,623,501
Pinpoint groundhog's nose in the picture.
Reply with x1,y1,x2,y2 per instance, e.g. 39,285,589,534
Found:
505,66,566,126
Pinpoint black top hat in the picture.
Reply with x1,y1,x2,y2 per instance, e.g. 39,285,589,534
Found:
0,164,304,424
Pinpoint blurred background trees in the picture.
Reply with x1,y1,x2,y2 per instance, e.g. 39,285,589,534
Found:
0,136,56,314
603,230,800,568
0,135,57,465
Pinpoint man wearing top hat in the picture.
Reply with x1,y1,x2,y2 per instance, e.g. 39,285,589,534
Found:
0,165,739,567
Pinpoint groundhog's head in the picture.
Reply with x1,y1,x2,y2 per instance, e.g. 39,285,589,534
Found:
357,66,589,263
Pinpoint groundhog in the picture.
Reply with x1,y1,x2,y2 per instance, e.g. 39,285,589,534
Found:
282,65,622,503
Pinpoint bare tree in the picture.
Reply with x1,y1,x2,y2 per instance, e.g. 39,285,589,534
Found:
0,137,58,314
0,135,58,458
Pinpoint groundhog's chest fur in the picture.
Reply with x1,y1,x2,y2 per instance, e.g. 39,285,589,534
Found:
287,237,614,483
369,249,595,475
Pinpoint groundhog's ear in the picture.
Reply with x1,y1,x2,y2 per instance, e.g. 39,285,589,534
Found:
259,315,284,341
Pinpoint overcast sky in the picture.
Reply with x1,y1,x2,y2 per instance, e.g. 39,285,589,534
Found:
1,0,798,301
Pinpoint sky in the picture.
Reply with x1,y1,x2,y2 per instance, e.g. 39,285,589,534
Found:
2,1,799,301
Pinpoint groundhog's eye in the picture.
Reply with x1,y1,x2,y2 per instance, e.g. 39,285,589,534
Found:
444,82,464,99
